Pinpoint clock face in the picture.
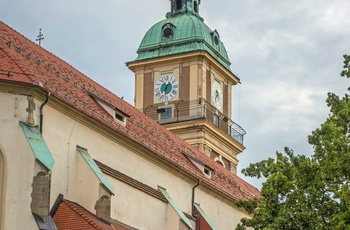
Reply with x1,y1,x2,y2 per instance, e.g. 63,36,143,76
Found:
211,81,223,110
154,74,179,102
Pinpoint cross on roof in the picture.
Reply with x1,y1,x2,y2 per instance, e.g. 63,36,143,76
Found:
36,28,44,46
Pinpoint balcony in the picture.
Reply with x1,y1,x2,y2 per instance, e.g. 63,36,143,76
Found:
143,98,246,145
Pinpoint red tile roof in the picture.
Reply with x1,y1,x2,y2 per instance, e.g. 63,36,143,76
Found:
52,196,136,230
52,197,117,230
0,20,260,201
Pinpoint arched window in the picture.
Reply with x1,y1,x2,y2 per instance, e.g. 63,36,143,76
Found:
194,1,198,13
176,0,182,10
0,148,5,229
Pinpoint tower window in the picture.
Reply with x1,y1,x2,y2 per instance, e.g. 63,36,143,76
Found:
162,23,176,40
214,36,219,45
159,107,173,119
163,28,173,39
194,1,198,13
212,30,220,47
176,0,182,10
213,114,219,127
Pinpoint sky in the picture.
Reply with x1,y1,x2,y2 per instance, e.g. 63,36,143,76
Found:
1,0,350,188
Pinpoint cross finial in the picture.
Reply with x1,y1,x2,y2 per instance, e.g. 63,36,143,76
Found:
36,28,44,46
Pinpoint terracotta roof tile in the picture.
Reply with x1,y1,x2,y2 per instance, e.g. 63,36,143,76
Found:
0,44,33,83
0,20,260,202
53,197,117,230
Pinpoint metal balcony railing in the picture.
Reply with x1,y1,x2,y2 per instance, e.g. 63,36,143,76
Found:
143,98,246,145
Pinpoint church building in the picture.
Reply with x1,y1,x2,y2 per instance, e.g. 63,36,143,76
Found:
0,1,259,229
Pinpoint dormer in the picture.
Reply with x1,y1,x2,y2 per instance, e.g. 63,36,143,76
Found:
182,152,213,178
90,94,129,126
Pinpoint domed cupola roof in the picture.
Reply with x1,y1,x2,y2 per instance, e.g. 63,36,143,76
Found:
132,0,232,72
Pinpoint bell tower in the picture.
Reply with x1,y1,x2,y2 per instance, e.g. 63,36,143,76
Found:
127,0,246,174
169,0,201,17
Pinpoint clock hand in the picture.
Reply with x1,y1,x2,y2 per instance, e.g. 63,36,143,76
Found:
163,81,170,94
215,90,219,102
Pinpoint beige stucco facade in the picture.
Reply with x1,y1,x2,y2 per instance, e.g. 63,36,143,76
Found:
0,84,251,229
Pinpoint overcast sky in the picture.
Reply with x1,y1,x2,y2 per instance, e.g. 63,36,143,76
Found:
1,0,349,188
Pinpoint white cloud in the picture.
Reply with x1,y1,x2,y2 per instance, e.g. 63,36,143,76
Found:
321,0,350,30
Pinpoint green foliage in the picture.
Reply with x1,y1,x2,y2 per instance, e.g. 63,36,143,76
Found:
235,199,258,214
341,54,350,79
235,55,350,230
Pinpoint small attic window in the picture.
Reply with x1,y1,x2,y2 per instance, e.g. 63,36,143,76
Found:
115,112,125,123
89,93,129,126
182,152,213,179
203,168,211,177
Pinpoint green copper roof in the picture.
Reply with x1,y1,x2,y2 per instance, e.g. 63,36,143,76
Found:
194,203,217,230
158,186,194,230
132,13,232,72
77,146,115,195
19,121,55,171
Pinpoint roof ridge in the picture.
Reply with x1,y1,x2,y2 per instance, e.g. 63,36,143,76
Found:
61,198,103,230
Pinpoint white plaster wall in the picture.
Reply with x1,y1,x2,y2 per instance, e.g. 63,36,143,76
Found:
196,188,249,229
110,178,167,230
0,92,39,230
75,152,101,211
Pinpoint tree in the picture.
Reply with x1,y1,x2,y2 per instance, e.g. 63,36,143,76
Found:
235,55,350,230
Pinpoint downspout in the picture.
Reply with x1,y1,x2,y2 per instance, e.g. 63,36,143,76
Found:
192,179,201,230
192,179,201,216
176,100,183,121
40,92,51,134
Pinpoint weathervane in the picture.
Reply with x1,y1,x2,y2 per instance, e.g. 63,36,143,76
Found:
36,28,44,46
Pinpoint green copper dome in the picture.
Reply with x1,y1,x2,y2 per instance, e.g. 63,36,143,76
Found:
132,0,232,72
